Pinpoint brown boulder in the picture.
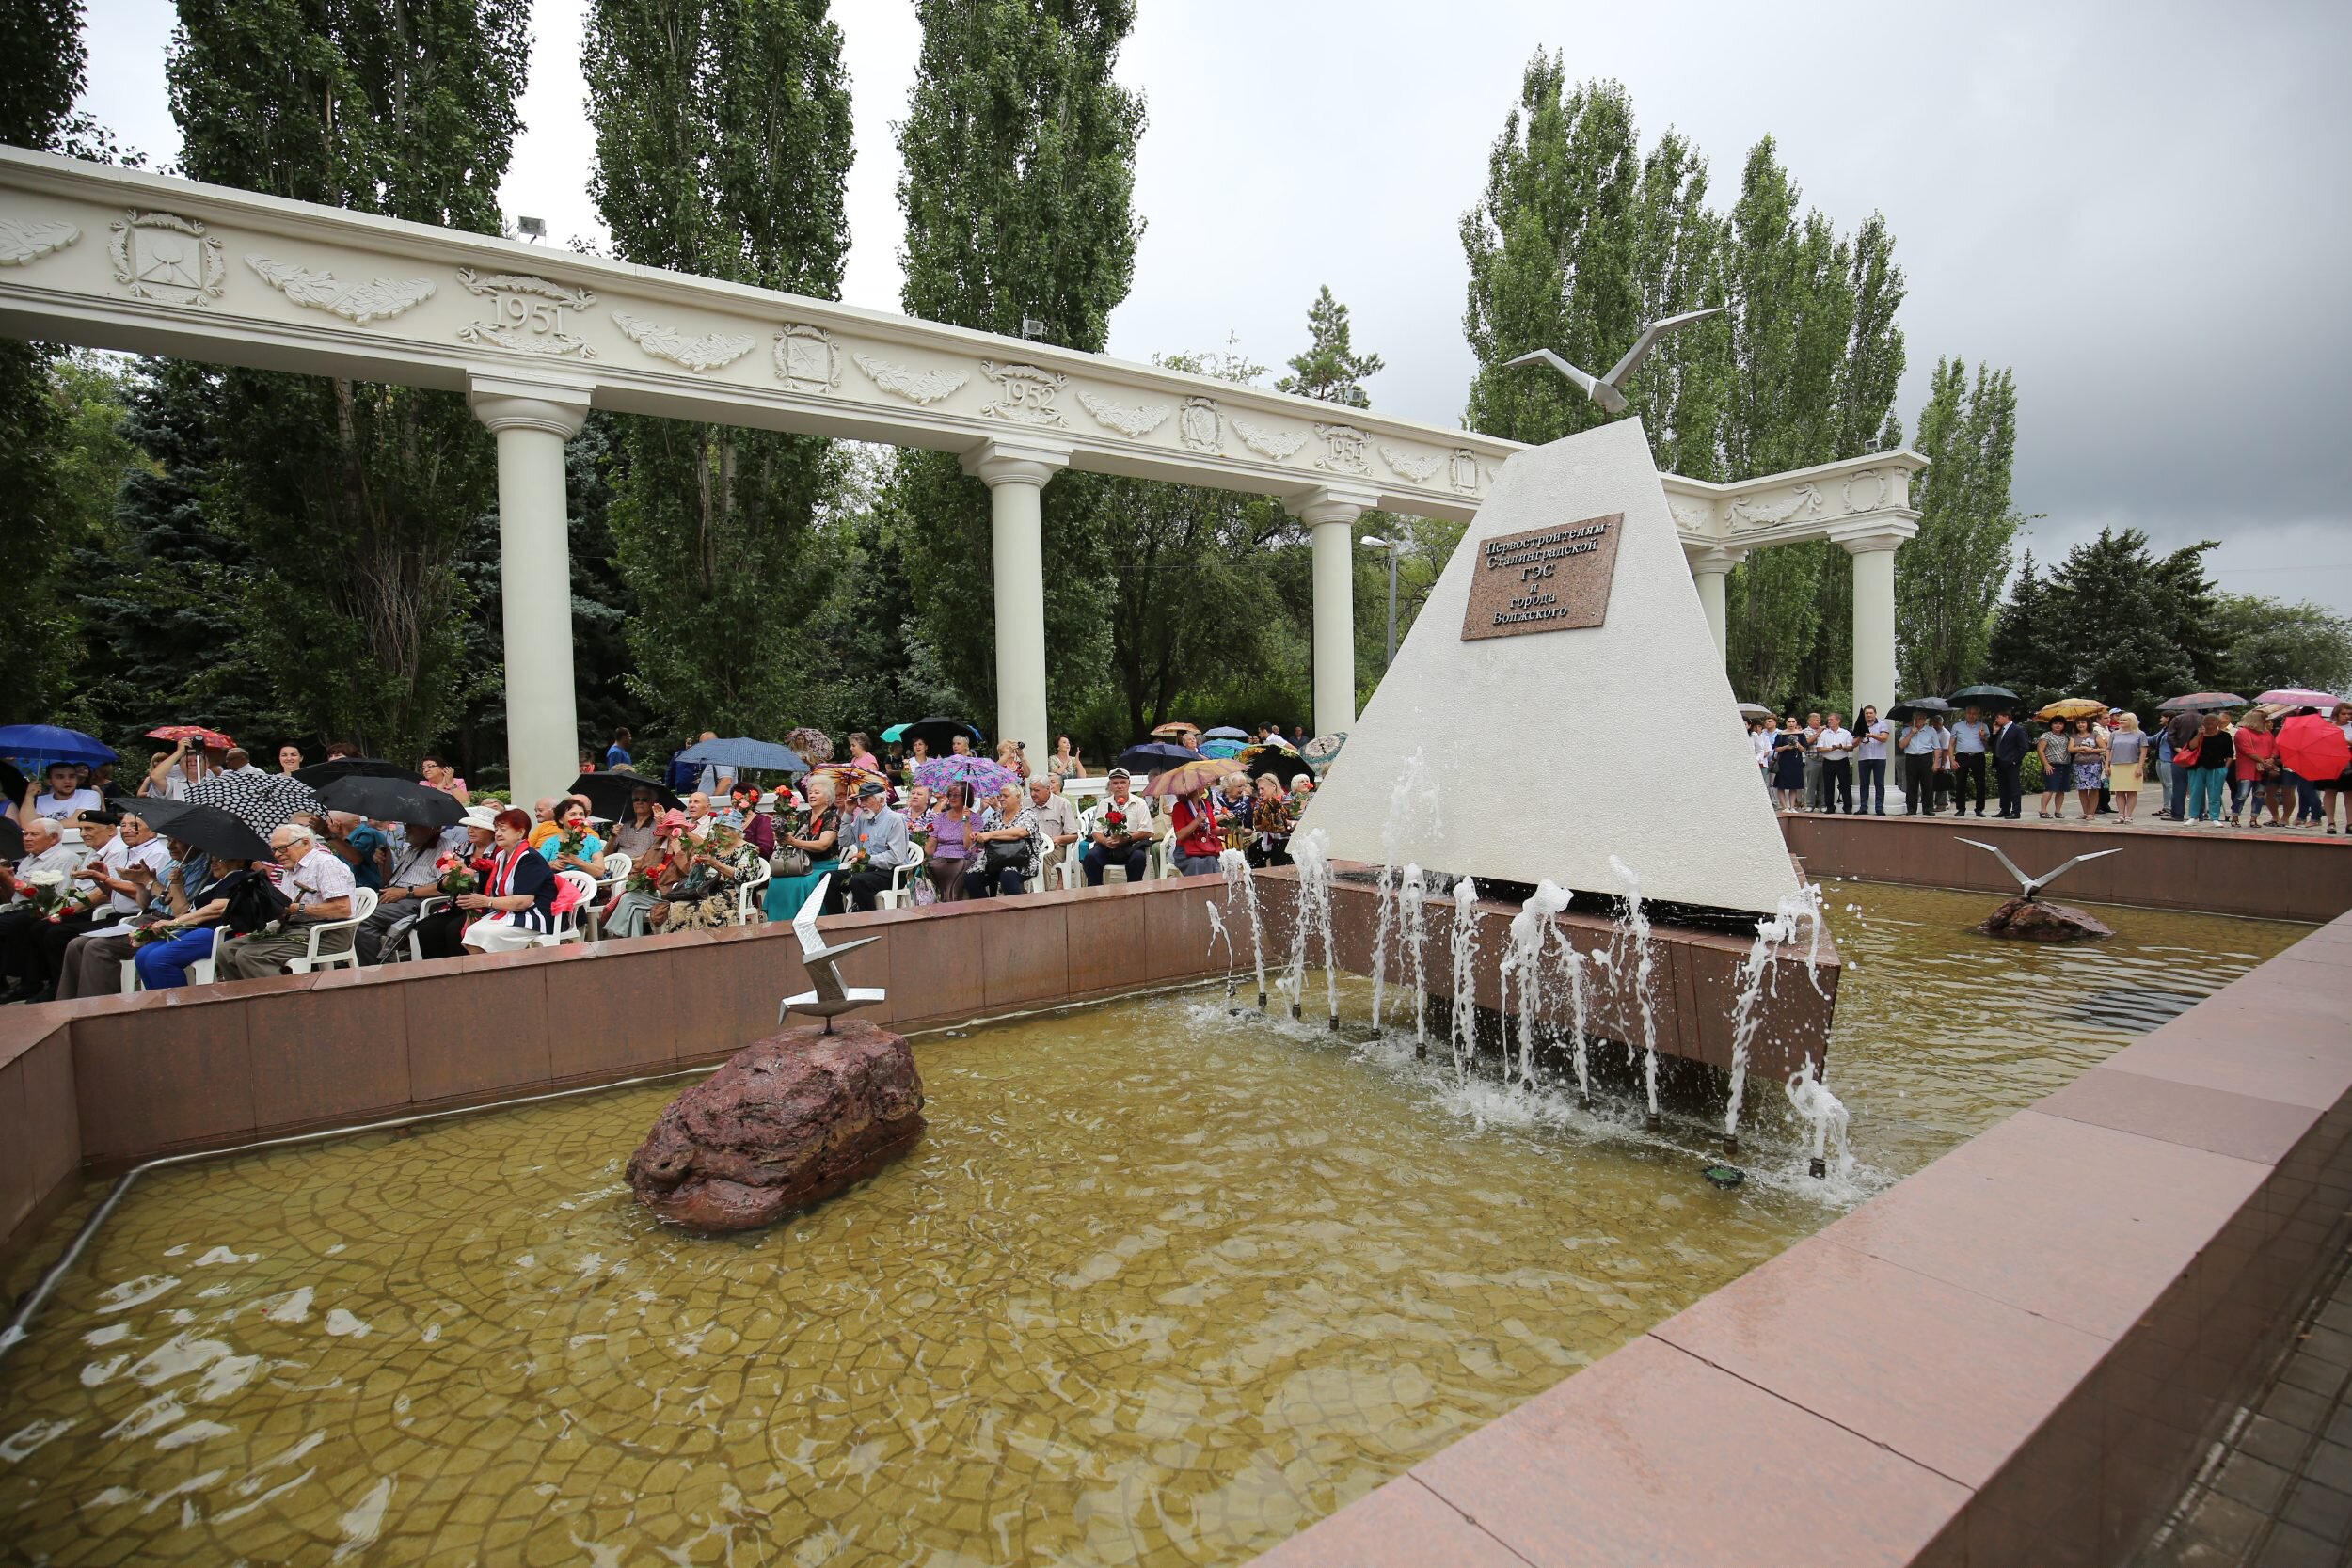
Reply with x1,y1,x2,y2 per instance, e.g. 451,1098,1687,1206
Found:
626,1019,925,1233
1979,896,2113,942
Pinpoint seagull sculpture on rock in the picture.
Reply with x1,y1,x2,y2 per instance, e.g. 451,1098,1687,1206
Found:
1502,307,1725,415
1956,839,2123,902
779,874,886,1033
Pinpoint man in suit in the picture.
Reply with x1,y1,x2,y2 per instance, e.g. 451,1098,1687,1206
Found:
1992,710,2031,819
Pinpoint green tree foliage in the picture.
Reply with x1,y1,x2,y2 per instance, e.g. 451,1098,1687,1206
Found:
585,0,855,738
1277,286,1384,407
1986,530,2221,718
1898,358,2022,694
2212,594,2352,698
1458,60,1909,711
892,0,1146,728
166,0,531,759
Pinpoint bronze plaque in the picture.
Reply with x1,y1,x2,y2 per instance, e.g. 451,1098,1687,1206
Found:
1460,513,1625,641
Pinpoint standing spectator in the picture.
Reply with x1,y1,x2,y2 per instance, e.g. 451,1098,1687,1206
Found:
216,823,357,978
2325,702,2352,836
2106,714,2148,825
220,747,265,778
420,755,469,805
995,738,1031,782
847,733,881,772
1898,712,1942,816
19,761,101,822
2162,710,2201,821
276,744,304,775
1081,769,1155,885
1026,776,1083,885
1992,710,2029,819
1852,705,1891,815
901,737,930,784
1771,716,1806,812
1816,713,1855,815
2185,712,2234,824
2095,709,2120,816
144,739,206,801
1750,717,1777,795
963,782,1039,898
691,731,735,797
1800,711,1825,813
1947,706,1992,818
2230,710,2284,829
2066,719,2106,820
606,728,634,771
1049,736,1083,783
2037,721,2074,819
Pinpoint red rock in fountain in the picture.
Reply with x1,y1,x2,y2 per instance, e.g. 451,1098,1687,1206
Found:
626,1020,925,1233
1978,896,2114,942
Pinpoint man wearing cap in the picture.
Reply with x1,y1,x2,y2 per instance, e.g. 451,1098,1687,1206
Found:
1080,769,1156,885
834,781,915,913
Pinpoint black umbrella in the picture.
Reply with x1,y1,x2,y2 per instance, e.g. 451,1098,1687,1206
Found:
294,756,421,788
1115,741,1205,776
316,774,464,827
569,771,682,819
188,770,323,834
0,816,21,861
1948,685,2019,707
1886,696,1953,722
900,716,984,754
1242,745,1313,786
0,759,24,809
110,795,272,861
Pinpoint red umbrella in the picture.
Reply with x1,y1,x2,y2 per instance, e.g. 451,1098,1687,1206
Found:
2279,715,2351,784
2257,688,2342,710
147,724,234,749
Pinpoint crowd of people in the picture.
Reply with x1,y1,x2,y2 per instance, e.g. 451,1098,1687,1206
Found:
1750,700,2352,831
0,721,1323,1006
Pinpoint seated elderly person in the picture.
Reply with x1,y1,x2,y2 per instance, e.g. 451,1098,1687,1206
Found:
833,781,919,912
459,808,562,952
358,818,471,965
130,854,267,990
326,810,390,892
0,816,97,1002
610,787,664,864
1079,769,1155,885
1026,775,1083,885
410,806,500,960
215,822,358,978
15,811,169,1004
539,798,608,879
962,782,1040,898
56,833,211,1000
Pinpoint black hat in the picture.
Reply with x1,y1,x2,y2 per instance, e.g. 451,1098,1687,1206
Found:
856,780,886,799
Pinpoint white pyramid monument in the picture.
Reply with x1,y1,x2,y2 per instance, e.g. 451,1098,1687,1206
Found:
1295,418,1799,918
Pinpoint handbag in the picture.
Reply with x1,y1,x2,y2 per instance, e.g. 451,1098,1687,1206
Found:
771,846,811,878
2173,738,2203,768
983,836,1027,874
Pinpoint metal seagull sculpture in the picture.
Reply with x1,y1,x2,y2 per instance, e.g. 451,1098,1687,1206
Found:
779,874,886,1033
1502,307,1725,415
1956,839,2123,902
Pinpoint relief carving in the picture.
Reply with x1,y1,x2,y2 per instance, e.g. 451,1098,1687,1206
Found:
246,256,435,325
455,268,597,358
1840,468,1891,513
1075,390,1172,439
109,211,225,307
1313,423,1372,477
1450,448,1480,493
1231,418,1306,461
1728,483,1824,531
0,218,79,266
853,354,968,404
1378,443,1443,484
612,311,757,372
979,360,1069,427
773,324,842,394
1177,397,1222,453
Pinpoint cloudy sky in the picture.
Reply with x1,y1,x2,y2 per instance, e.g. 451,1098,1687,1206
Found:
83,0,2352,614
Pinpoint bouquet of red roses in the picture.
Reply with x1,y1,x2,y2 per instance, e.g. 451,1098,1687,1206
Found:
434,853,479,897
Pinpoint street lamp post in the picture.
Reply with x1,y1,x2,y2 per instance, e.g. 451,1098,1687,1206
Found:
1359,533,1399,668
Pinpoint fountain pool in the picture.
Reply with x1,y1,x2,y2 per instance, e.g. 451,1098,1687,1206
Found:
0,885,2307,1566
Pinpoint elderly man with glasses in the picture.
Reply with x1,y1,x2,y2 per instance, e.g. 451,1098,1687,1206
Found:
215,822,357,980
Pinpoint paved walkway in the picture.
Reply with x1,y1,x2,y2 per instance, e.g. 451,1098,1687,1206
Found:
1788,795,2344,839
2137,1243,2352,1566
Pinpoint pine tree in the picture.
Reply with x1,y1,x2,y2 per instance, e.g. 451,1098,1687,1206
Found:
1898,358,2021,694
892,0,1147,724
584,0,853,737
1277,286,1384,407
167,0,531,760
1985,550,2058,706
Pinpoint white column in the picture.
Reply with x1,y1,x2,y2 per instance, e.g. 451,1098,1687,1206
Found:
470,373,592,810
1680,544,1744,673
1293,486,1376,737
961,439,1071,763
1838,525,1914,719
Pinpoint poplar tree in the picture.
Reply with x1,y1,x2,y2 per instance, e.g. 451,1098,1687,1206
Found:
584,0,853,736
167,0,530,759
893,0,1146,722
1897,357,2021,693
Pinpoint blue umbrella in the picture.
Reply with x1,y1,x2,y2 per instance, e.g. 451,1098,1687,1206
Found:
0,724,117,766
676,736,810,775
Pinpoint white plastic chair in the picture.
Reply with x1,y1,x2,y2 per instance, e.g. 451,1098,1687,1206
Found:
120,924,227,992
585,852,631,940
405,895,449,963
733,860,771,925
874,856,921,911
286,885,377,974
538,869,598,947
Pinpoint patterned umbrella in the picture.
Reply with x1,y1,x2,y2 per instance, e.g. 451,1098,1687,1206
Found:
2034,697,2107,721
147,724,235,749
2280,715,2351,784
782,727,834,766
914,756,1018,799
187,769,323,834
2257,688,2343,710
807,763,890,804
1141,756,1244,798
2157,692,2248,714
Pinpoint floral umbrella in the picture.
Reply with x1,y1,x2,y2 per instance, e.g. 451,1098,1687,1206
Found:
914,756,1018,800
782,726,834,766
806,764,890,804
2256,688,2343,710
1141,756,1243,798
187,769,322,834
147,724,236,749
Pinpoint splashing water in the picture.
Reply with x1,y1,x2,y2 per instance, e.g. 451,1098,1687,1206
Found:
1608,856,1661,1117
1448,876,1481,1085
1399,863,1430,1057
1784,1055,1851,1176
1723,883,1825,1140
1202,900,1234,995
1370,752,1438,1030
1289,829,1340,1026
1499,879,1571,1092
1549,924,1592,1101
1218,848,1266,1007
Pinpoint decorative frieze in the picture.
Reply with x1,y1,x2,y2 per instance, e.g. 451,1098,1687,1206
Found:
1314,423,1372,477
773,324,842,394
110,211,224,307
1450,449,1481,494
612,311,756,372
0,218,78,266
979,360,1069,427
1728,483,1823,530
1177,397,1222,453
1231,418,1306,461
1378,443,1442,484
853,354,966,404
1841,468,1891,513
1075,390,1172,439
456,269,596,358
246,256,435,325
